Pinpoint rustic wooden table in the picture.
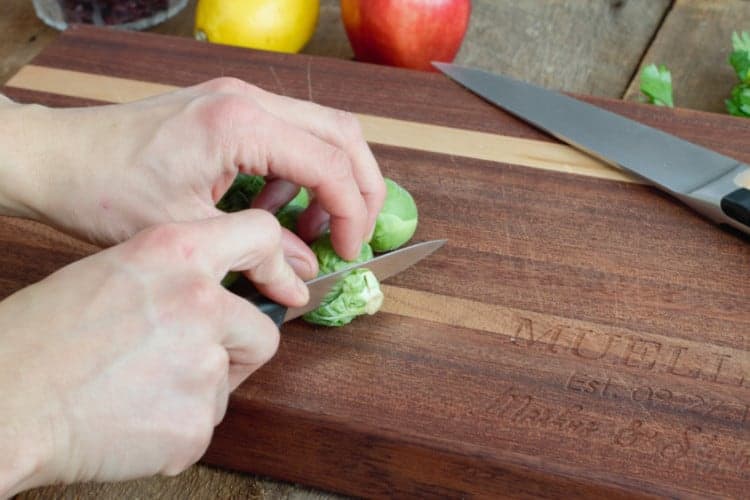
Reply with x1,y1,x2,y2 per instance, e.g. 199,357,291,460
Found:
4,0,750,498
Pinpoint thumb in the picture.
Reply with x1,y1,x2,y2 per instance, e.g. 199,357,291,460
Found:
189,209,309,307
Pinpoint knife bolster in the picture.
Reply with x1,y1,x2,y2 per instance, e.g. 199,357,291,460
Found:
720,188,750,228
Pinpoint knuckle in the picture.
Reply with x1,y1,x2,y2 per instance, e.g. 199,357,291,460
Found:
247,318,281,366
333,109,364,147
332,109,363,141
182,276,220,313
203,76,253,94
259,326,281,365
374,177,388,203
165,415,214,475
127,222,185,258
197,346,229,381
195,93,257,135
247,208,282,245
325,147,353,180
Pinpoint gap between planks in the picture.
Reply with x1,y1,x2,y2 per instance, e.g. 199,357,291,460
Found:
5,65,634,184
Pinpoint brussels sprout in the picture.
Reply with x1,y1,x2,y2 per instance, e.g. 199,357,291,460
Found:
302,268,383,327
303,233,381,326
369,178,418,253
216,174,265,212
275,188,309,232
311,233,374,274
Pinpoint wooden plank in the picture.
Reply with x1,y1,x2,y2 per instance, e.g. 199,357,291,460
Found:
455,0,671,97
5,65,627,183
623,0,750,113
0,0,201,85
0,0,58,85
1,0,668,99
4,27,750,498
10,64,750,192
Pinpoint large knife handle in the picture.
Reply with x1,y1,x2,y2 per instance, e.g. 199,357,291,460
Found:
721,188,750,228
226,274,287,327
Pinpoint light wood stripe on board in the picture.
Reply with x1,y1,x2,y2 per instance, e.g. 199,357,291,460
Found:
380,284,750,375
6,65,633,184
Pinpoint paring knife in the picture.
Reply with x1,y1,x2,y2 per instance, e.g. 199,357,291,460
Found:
433,62,750,237
228,239,446,326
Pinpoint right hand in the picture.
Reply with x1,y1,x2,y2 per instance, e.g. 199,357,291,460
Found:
0,210,306,496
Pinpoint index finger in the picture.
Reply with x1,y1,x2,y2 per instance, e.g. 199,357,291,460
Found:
231,102,369,260
172,209,309,307
247,90,387,239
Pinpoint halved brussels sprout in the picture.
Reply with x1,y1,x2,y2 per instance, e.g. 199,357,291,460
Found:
303,233,381,326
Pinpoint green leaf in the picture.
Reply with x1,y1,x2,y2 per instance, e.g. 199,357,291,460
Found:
303,234,379,327
275,188,309,232
311,233,374,274
640,64,674,107
732,31,750,53
369,178,419,253
726,82,750,117
730,32,750,83
302,269,383,327
216,174,265,212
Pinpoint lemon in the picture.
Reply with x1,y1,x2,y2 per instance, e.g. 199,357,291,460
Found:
195,0,319,53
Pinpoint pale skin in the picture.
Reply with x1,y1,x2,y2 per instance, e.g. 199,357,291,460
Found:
0,78,386,497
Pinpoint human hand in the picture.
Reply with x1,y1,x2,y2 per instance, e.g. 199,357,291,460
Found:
0,211,305,496
0,79,385,262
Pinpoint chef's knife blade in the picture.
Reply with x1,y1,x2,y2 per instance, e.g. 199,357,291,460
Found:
228,239,446,325
433,62,750,236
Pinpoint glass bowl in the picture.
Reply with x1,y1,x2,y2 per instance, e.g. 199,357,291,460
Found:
32,0,189,31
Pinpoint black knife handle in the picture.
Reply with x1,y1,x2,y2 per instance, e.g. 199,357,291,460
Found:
721,188,750,227
226,274,287,327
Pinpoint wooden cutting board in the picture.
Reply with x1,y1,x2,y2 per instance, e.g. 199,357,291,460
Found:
3,26,749,498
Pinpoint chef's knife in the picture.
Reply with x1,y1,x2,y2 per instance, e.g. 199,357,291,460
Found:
434,62,750,237
228,239,446,326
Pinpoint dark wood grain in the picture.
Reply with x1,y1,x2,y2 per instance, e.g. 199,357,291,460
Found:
4,26,750,499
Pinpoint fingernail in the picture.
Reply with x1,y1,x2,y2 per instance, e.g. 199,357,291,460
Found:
316,220,330,237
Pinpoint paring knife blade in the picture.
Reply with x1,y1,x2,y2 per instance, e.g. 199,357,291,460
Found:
228,239,446,325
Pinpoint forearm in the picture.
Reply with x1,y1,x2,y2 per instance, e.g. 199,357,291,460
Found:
0,96,51,220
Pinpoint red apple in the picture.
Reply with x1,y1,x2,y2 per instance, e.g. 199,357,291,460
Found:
340,0,471,72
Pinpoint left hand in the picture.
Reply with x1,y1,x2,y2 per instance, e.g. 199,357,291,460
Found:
0,78,386,265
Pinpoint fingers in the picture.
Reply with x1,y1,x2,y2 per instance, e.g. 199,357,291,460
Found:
195,78,383,260
168,210,309,307
251,178,299,213
200,205,317,280
249,89,387,239
294,199,329,244
234,109,369,260
217,290,281,390
280,227,318,280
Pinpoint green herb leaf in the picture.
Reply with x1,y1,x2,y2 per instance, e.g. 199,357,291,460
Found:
733,31,750,53
726,82,750,117
730,32,750,83
640,64,674,107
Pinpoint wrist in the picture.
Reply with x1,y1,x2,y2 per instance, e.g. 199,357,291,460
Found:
0,334,65,497
0,100,58,221
0,420,55,497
